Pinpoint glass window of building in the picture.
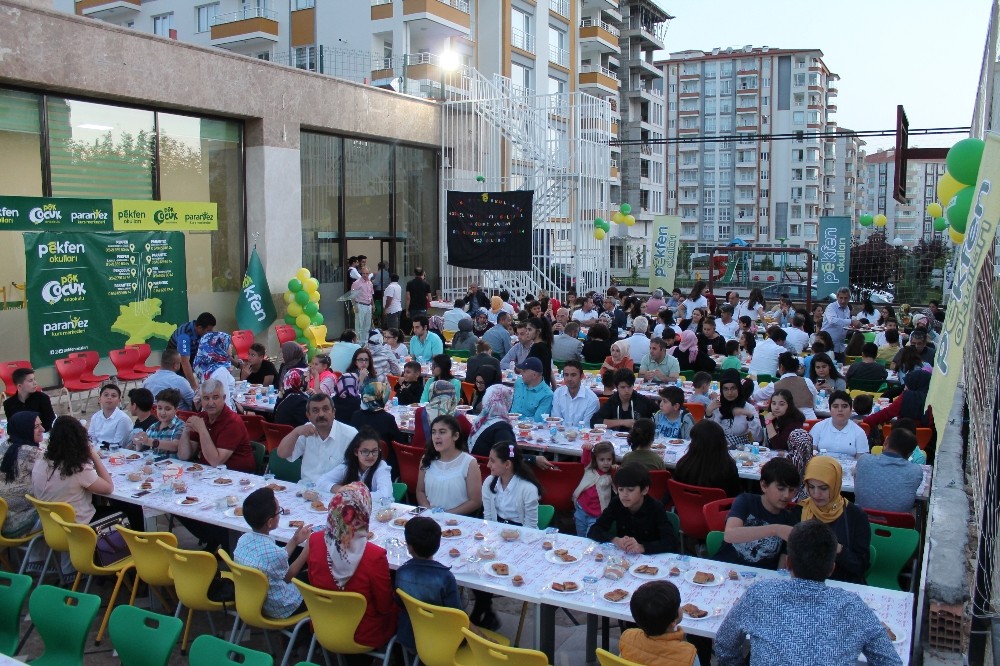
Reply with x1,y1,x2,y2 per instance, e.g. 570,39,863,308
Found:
196,3,219,32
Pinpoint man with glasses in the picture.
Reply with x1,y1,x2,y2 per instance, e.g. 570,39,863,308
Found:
275,394,358,484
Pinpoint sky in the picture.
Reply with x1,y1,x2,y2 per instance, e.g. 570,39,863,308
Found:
656,0,990,151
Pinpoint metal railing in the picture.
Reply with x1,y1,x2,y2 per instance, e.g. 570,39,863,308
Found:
580,65,616,79
211,7,278,25
511,28,535,52
551,0,570,18
371,0,392,4
549,45,568,67
293,0,316,8
439,0,470,12
579,18,620,37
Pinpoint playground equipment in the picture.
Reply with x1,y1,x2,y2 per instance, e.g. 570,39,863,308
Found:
708,246,815,311
719,239,751,285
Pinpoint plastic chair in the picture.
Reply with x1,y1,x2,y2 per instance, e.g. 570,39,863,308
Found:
49,513,134,643
306,325,334,352
802,419,821,431
847,378,887,393
25,584,100,665
460,381,475,405
0,360,31,397
251,441,267,475
537,504,555,530
534,462,585,512
230,330,255,361
666,479,727,542
267,452,302,484
261,420,293,454
292,579,397,665
448,349,471,360
863,507,916,529
386,374,400,394
702,498,736,534
0,497,43,574
473,454,491,481
241,412,267,443
158,540,234,653
867,545,877,577
109,348,148,392
275,324,297,346
125,343,159,375
53,357,102,415
867,524,919,591
189,634,273,666
648,469,673,509
108,605,182,666
66,351,110,385
755,373,774,384
705,530,725,557
871,446,884,455
392,441,425,494
859,422,871,436
0,572,31,655
880,426,933,451
581,362,604,371
392,482,407,502
216,550,310,666
442,330,457,344
24,495,76,587
176,410,198,422
397,589,508,666
461,627,548,666
683,402,705,422
115,525,177,609
596,648,642,665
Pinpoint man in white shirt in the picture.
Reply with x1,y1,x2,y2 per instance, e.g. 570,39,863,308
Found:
382,273,403,330
748,326,787,377
822,287,858,357
442,299,471,332
88,384,133,447
783,314,810,354
571,297,600,325
625,316,651,366
276,394,358,484
551,360,600,425
715,305,739,340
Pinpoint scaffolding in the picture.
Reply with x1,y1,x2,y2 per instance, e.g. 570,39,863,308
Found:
439,70,613,305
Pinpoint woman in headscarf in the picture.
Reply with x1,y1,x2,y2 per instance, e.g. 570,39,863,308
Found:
864,369,934,430
274,368,310,428
192,331,236,408
671,330,717,373
365,330,400,383
306,483,397,648
333,348,375,424
470,366,501,414
472,308,494,337
707,368,762,447
799,456,871,584
601,340,634,374
419,355,462,403
410,381,471,449
0,411,43,537
785,428,814,501
451,318,478,354
276,341,307,391
350,381,403,452
468,385,515,456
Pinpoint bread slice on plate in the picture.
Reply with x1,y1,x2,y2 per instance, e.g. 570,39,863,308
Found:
603,588,628,602
491,563,509,576
692,571,715,584
682,603,707,618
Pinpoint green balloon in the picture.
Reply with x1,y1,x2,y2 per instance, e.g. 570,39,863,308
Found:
595,217,605,228
620,203,632,215
284,313,296,325
304,302,319,316
294,290,310,305
598,220,611,232
933,216,949,232
946,138,986,186
475,175,486,182
859,214,873,227
312,312,325,326
296,335,308,344
946,186,975,233
287,278,303,292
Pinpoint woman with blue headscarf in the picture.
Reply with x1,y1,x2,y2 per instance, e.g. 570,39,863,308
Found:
193,331,236,409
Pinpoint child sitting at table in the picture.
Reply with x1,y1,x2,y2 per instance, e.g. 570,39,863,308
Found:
688,372,714,406
131,388,185,456
233,488,312,619
623,418,666,471
588,463,680,554
573,440,615,537
394,361,425,406
652,387,695,441
719,340,743,371
619,580,700,666
852,393,874,419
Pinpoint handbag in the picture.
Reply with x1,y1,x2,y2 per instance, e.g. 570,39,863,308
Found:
91,511,131,567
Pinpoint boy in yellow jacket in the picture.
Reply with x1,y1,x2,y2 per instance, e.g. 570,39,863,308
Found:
619,580,700,666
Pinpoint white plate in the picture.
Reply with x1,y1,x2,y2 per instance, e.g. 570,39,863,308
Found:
440,529,465,540
482,562,513,578
544,550,582,565
175,497,202,507
549,579,584,594
684,569,724,587
602,590,631,604
629,563,667,580
613,432,629,439
307,505,329,515
224,507,244,518
681,606,713,621
387,518,411,529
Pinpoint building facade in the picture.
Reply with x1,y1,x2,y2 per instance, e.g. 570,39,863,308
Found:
832,129,866,221
861,149,947,243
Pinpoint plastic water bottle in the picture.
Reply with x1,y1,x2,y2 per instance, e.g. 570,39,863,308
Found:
815,392,823,411
391,396,399,409
676,377,683,388
550,427,558,442
751,443,760,457
711,381,719,394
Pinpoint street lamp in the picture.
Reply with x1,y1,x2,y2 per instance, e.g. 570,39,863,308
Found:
439,50,460,101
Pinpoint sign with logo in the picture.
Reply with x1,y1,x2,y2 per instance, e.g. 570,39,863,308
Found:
648,215,682,297
0,196,218,231
817,216,852,299
25,231,188,367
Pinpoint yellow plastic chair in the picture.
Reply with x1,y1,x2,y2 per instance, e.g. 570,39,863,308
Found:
49,513,134,644
292,578,398,665
871,446,884,455
116,525,177,609
306,325,334,352
461,627,549,665
24,495,76,586
0,497,43,573
596,648,642,666
158,540,235,654
217,550,310,666
442,330,457,344
397,588,509,666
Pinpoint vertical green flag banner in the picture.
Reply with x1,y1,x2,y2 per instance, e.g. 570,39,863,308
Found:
236,247,276,335
817,216,852,299
25,231,188,368
649,215,682,296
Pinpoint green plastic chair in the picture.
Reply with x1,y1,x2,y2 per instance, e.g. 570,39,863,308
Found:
189,634,272,666
392,482,407,502
863,332,877,343
0,572,31,656
665,511,681,538
755,373,774,384
27,584,101,665
679,370,695,380
447,350,471,359
267,454,302,484
705,530,724,557
867,545,877,577
108,605,183,666
250,441,267,475
553,360,568,371
581,362,604,371
847,378,888,393
537,504,555,530
868,524,919,591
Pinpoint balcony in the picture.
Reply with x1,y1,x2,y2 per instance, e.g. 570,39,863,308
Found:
579,18,620,52
620,23,665,50
549,45,569,68
579,65,619,92
551,0,571,19
75,0,140,20
610,159,619,179
629,57,661,77
402,0,471,32
371,0,393,20
512,27,535,54
211,8,279,49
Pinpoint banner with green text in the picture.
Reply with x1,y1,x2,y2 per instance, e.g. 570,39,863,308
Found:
0,196,217,231
648,215,682,296
817,216,852,299
25,231,188,368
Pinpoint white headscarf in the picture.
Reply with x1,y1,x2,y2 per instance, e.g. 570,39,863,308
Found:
468,384,513,448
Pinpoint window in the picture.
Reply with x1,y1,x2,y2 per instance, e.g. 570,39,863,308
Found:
196,4,218,32
719,152,731,167
720,80,732,94
704,81,716,96
704,190,715,203
152,13,173,37
704,98,716,114
719,208,732,222
704,206,715,221
719,188,731,203
548,76,565,95
793,111,804,124
512,8,532,51
295,46,316,70
794,73,806,86
703,153,716,168
761,188,769,198
510,63,532,91
704,116,716,132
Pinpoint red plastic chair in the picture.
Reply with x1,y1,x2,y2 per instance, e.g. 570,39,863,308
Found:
240,412,266,443
260,421,293,454
534,462,585,513
881,424,933,451
702,497,736,534
67,351,110,385
666,479,727,541
176,410,198,422
231,330,255,361
0,360,31,397
54,357,102,415
460,382,476,406
802,419,822,432
683,402,705,423
109,348,148,392
648,469,673,509
473,453,491,481
126,343,159,374
859,422,871,437
275,324,297,346
392,441,425,495
863,507,916,529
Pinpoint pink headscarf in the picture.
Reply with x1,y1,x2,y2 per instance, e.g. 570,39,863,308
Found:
674,330,699,364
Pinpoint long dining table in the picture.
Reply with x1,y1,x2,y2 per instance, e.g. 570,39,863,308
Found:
100,454,913,664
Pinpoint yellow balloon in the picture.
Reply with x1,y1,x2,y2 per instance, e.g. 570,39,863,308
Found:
295,313,312,330
594,228,606,240
937,173,963,209
611,212,625,224
309,290,320,303
287,302,303,317
306,277,320,293
927,202,943,218
949,227,965,245
874,214,887,228
283,291,294,304
625,214,636,226
296,267,311,283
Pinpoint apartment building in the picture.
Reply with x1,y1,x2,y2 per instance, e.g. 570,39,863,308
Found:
661,46,840,252
832,129,866,221
861,149,947,243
